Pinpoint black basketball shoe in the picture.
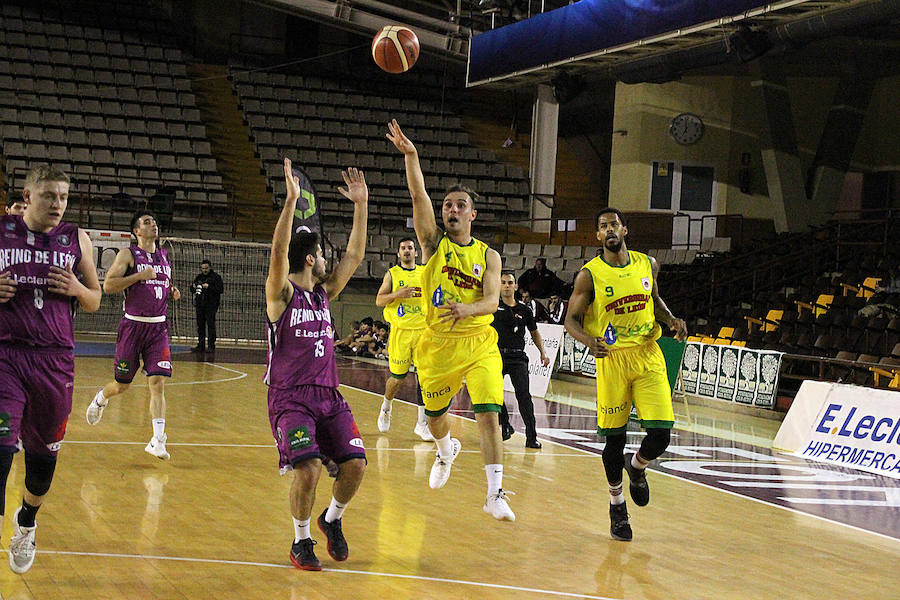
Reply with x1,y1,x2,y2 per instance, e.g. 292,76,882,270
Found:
290,538,322,571
609,502,633,542
624,454,650,506
317,509,349,561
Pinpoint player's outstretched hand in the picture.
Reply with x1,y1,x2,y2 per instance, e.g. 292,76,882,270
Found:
670,318,688,342
386,119,417,155
283,157,301,203
338,168,368,205
0,270,17,302
437,302,473,329
47,263,83,297
396,286,421,299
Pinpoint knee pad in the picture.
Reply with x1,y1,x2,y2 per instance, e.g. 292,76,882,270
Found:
639,428,671,461
0,451,13,514
601,433,627,484
24,451,57,498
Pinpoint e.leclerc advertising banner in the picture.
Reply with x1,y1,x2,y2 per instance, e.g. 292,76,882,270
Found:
793,383,900,479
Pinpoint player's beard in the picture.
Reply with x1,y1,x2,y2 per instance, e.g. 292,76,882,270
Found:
605,237,623,253
312,262,327,282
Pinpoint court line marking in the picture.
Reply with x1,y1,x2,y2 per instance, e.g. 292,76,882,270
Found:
60,439,596,457
16,549,618,600
339,383,900,545
74,362,248,389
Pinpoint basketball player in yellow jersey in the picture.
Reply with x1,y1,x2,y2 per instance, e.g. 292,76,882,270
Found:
375,237,433,441
566,208,687,542
387,119,514,521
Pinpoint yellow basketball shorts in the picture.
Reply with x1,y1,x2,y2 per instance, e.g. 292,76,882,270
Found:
595,340,674,435
413,326,504,417
387,327,423,377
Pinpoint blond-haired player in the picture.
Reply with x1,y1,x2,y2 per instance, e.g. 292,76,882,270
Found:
375,237,433,441
387,119,514,521
565,208,687,541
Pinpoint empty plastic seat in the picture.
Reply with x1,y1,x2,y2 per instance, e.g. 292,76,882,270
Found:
502,243,520,256
543,245,563,258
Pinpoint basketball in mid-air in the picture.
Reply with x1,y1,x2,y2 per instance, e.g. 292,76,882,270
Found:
372,25,420,74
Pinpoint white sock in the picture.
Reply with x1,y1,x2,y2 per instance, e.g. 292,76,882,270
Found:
609,482,625,505
324,497,348,523
417,405,426,423
152,418,165,440
381,397,392,412
292,517,310,542
435,434,454,458
632,453,649,470
485,464,503,496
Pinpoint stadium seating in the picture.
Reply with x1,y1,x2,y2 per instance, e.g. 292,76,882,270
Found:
0,2,229,232
228,67,531,241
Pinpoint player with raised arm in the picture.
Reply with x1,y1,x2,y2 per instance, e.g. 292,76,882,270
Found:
387,119,514,521
565,208,687,541
86,212,181,460
265,159,368,570
374,237,432,440
0,165,101,573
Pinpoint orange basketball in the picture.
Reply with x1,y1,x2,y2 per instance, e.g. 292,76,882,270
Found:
372,25,420,74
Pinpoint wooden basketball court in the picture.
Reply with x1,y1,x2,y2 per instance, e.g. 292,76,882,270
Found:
0,351,897,599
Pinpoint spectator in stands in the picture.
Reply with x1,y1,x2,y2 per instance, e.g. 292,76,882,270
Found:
346,321,362,340
547,294,568,325
191,259,225,353
5,193,26,216
518,258,564,299
520,289,549,323
355,321,389,359
370,322,389,359
336,317,372,351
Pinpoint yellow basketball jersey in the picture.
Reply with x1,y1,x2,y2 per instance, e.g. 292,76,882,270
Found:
421,234,494,334
582,250,661,349
383,264,426,330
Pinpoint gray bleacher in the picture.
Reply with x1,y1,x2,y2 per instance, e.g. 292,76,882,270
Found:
228,67,532,275
0,2,228,232
500,242,601,285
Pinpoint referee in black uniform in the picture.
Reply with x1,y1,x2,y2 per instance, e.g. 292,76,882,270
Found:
492,272,551,449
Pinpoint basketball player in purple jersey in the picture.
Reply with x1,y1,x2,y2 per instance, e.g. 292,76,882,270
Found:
0,165,102,573
85,212,181,459
265,158,368,571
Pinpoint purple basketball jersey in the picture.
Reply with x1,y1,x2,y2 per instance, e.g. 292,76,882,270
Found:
123,245,171,317
0,215,82,349
264,282,338,389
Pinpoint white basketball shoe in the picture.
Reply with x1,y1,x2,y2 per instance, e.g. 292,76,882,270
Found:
429,438,461,489
484,489,516,522
145,434,170,460
85,389,108,425
8,506,36,573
